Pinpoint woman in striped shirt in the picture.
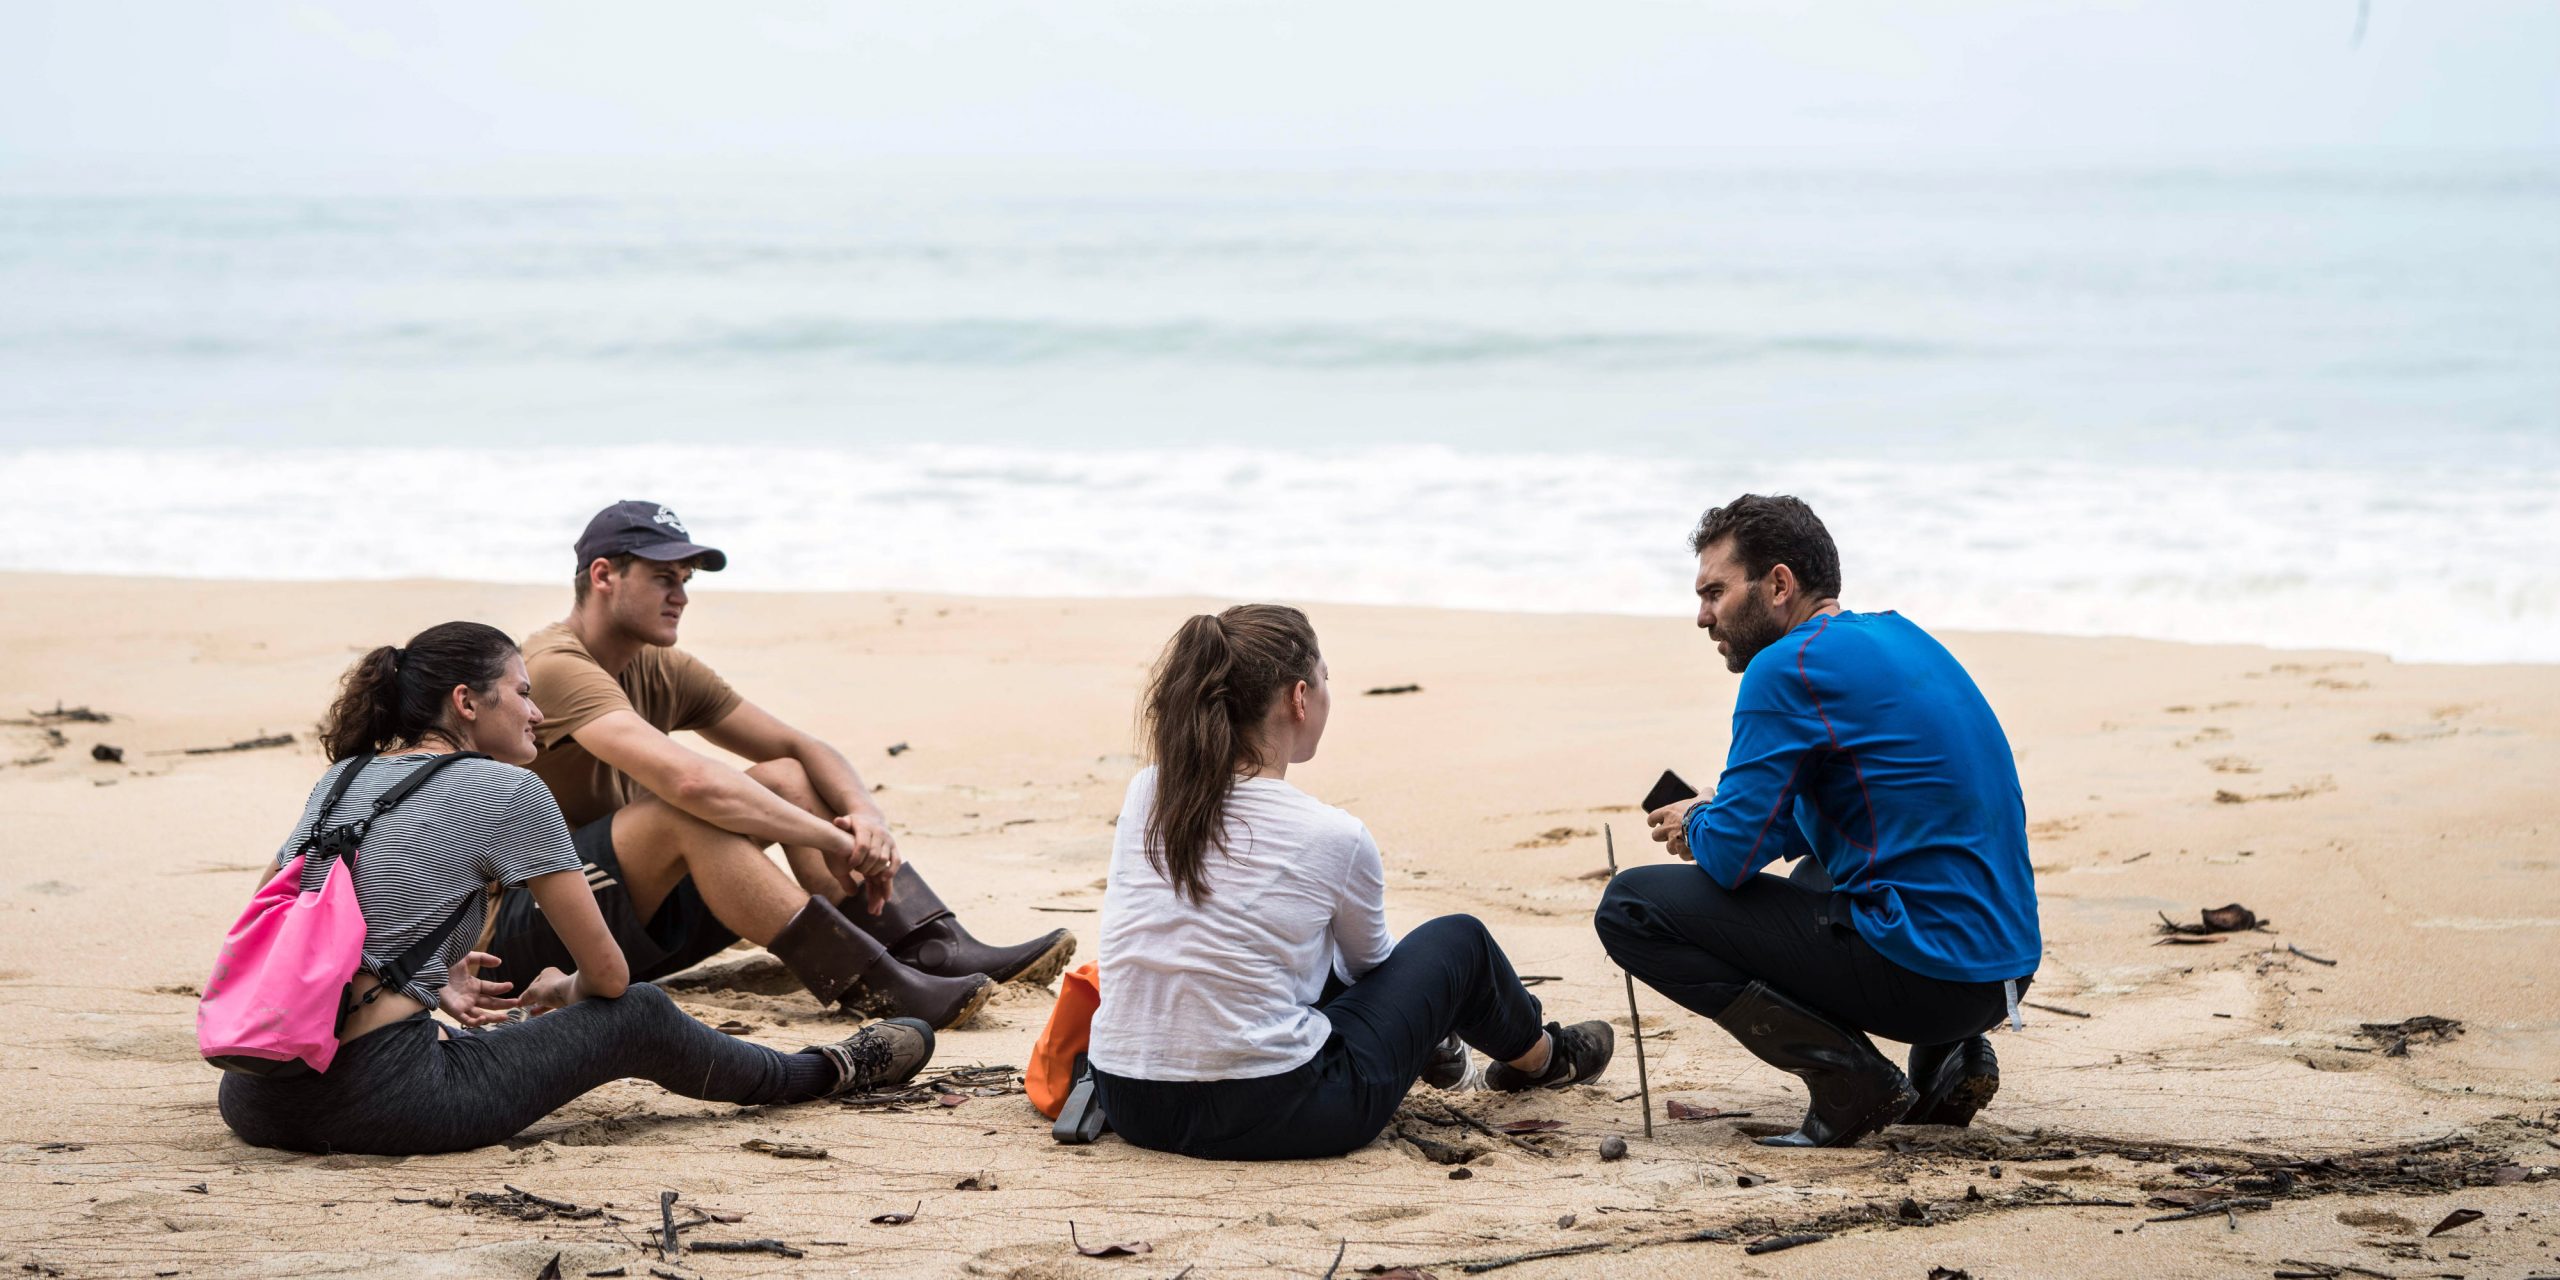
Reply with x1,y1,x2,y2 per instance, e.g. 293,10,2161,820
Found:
217,621,934,1155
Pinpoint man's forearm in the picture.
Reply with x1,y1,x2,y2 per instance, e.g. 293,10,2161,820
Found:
672,764,848,853
792,738,883,822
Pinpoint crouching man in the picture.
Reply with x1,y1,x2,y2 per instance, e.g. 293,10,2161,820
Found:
1596,494,2040,1148
485,500,1074,1030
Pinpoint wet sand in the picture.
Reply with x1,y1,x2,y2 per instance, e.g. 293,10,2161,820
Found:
1,572,2554,1278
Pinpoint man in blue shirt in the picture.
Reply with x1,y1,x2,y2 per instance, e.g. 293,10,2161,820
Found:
1595,495,2040,1149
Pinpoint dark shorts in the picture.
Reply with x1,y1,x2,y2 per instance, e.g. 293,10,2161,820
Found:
484,814,741,990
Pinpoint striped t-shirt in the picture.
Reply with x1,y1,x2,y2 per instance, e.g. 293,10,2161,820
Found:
273,753,583,1003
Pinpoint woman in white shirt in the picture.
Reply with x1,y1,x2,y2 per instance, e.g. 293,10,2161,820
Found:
1090,605,1614,1160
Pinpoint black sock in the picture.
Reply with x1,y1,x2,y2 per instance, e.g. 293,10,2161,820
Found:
782,1049,838,1101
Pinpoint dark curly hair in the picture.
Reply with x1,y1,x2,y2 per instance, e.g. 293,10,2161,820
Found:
1688,494,1842,600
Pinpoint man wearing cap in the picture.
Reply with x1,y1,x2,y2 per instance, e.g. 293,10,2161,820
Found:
482,500,1073,1030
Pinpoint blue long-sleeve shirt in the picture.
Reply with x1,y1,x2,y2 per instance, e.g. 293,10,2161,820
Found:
1683,610,2041,983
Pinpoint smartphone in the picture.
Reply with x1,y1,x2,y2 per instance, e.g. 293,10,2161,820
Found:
1642,769,1699,814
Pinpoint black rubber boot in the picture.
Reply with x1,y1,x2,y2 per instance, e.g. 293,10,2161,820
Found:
1902,1035,1999,1127
767,896,994,1030
843,864,1078,987
1711,981,1915,1149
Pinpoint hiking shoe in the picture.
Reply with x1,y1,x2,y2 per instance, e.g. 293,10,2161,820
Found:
812,1016,935,1096
1483,1020,1614,1092
1421,1032,1471,1090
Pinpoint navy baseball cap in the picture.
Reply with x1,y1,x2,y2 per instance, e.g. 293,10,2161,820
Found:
574,500,728,572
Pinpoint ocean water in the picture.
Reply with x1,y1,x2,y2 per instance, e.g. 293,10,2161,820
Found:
2,158,2554,662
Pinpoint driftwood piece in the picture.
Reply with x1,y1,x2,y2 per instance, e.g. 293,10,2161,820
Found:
688,1239,803,1258
1743,1233,1829,1256
8,703,109,725
2144,1196,2271,1223
1434,1100,1556,1158
1458,1241,1611,1274
163,732,296,756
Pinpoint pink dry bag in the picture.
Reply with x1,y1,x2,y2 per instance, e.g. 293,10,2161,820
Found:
199,752,487,1077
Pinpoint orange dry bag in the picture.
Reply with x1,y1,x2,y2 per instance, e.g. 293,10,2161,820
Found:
1027,961,1100,1119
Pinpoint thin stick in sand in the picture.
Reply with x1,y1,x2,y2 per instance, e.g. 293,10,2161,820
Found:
1604,824,1652,1140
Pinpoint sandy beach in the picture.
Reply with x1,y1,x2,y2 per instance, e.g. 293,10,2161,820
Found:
2,571,2554,1279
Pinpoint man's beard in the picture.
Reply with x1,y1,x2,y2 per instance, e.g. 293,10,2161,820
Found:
1716,585,1788,673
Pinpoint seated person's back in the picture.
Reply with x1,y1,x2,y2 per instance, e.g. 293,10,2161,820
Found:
1083,604,1613,1163
1092,766,1388,1081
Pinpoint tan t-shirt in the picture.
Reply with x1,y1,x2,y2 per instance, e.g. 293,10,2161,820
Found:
523,622,745,829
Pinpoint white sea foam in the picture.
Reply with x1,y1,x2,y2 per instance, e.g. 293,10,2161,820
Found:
6,444,2552,664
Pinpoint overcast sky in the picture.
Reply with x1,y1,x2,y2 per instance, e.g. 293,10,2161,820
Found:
4,1,2554,162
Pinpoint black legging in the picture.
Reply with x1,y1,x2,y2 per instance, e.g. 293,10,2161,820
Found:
1094,913,1545,1161
1594,859,2023,1047
218,983,833,1155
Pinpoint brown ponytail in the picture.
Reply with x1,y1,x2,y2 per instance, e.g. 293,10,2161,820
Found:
318,621,519,761
1139,604,1320,904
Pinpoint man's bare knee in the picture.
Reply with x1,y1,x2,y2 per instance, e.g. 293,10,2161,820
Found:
608,797,771,920
745,757,823,816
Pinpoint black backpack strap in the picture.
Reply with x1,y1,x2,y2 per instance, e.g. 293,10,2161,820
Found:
372,881,500,999
366,749,490,816
295,756,373,858
345,750,496,999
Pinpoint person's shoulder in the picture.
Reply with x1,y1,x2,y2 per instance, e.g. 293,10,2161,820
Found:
297,755,362,801
1837,610,1962,672
1855,609,1929,639
1265,780,1368,843
1736,613,1864,706
412,753,543,798
520,622,587,662
522,625,607,680
1779,611,1901,669
451,754,537,784
449,757,568,822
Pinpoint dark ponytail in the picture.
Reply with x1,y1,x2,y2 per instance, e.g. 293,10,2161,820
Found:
318,621,520,761
1139,604,1320,904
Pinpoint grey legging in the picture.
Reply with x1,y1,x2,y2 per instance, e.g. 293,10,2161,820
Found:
217,983,833,1155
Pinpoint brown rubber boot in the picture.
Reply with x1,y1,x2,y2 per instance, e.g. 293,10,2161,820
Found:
766,896,994,1030
843,864,1077,987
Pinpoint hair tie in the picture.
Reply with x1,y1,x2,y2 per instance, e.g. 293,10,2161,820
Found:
389,646,406,671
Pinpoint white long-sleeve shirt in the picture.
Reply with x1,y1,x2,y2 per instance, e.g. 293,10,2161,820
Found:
1089,767,1395,1082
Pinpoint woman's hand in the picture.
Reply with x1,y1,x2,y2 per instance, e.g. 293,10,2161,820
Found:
518,967,581,1016
437,950,522,1028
